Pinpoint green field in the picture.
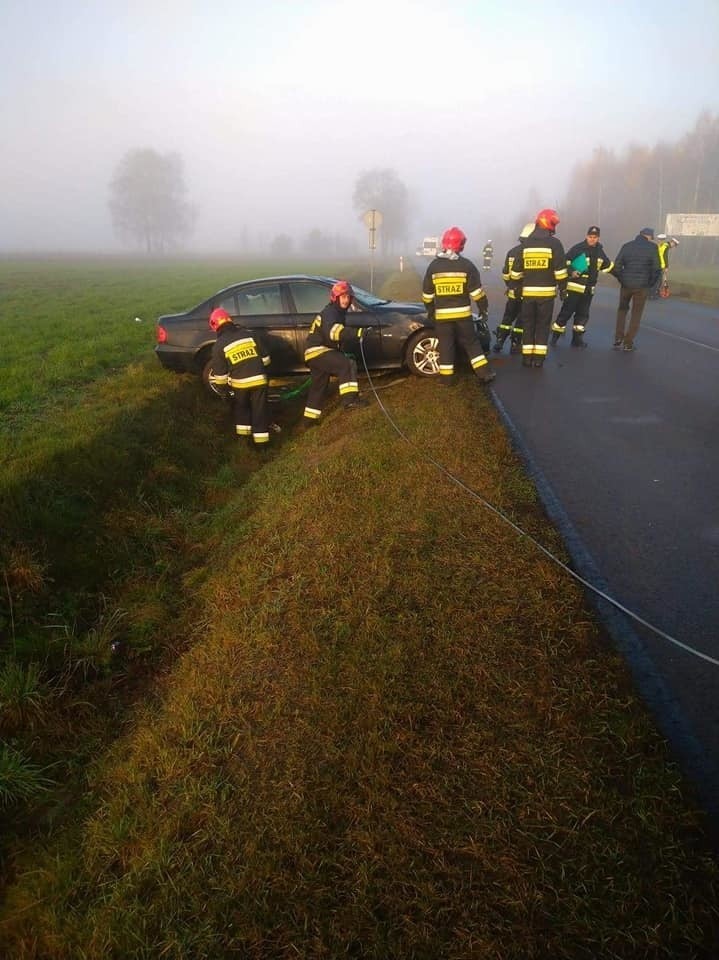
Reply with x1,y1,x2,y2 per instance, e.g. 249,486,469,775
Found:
1,258,717,958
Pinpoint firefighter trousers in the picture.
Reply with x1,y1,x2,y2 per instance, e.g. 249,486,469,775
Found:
520,298,555,358
234,385,270,444
553,290,592,334
435,317,489,378
497,298,523,342
304,350,359,419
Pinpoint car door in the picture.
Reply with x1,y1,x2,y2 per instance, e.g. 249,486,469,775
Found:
285,279,384,368
233,280,301,374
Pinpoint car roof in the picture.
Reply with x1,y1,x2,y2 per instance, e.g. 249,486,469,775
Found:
211,274,336,299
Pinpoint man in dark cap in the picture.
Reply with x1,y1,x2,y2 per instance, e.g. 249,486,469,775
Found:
550,225,614,348
611,227,662,352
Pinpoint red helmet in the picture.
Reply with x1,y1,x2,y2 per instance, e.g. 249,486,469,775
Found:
441,226,466,253
330,280,354,303
208,307,231,332
535,208,560,232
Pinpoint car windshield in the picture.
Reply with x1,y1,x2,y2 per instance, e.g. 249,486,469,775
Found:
352,285,389,307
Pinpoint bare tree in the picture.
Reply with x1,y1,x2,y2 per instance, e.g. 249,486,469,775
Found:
109,149,195,254
352,168,409,254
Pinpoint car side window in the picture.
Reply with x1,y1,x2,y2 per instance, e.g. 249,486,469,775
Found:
237,283,283,316
215,294,237,315
287,281,331,314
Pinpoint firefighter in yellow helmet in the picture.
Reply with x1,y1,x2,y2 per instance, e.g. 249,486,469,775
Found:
494,222,534,354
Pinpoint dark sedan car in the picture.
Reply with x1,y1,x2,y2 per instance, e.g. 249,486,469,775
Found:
155,274,440,392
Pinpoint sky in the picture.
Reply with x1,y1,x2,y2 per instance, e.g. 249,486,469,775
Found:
1,0,718,253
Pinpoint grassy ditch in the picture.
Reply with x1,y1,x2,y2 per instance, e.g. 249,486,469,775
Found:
1,259,718,958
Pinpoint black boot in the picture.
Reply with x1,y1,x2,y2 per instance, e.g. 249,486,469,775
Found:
521,356,533,368
550,331,561,345
492,336,506,354
571,332,587,348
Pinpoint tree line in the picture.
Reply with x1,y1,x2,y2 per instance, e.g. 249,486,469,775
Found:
108,112,718,263
558,111,719,266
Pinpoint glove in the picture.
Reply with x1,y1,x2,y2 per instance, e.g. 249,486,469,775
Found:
559,287,569,301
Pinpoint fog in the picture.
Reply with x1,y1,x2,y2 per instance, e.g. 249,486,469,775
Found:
1,0,717,254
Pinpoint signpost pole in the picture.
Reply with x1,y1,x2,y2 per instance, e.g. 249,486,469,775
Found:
363,208,383,294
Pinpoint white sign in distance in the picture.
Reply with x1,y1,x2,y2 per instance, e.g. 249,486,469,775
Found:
665,213,719,237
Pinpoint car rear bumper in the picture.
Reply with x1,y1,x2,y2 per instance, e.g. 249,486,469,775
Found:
154,345,199,374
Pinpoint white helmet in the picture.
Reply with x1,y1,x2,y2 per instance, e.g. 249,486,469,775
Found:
657,233,667,240
519,222,534,240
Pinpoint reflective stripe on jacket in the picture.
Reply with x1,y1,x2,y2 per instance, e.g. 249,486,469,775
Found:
509,227,568,298
422,253,487,321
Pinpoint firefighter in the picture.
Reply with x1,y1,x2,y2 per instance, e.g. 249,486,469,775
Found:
509,209,568,368
550,225,614,348
494,222,534,354
422,226,496,385
482,240,494,270
301,280,370,426
651,234,678,298
208,308,272,446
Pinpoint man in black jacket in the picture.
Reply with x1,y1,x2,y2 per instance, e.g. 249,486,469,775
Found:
612,227,662,352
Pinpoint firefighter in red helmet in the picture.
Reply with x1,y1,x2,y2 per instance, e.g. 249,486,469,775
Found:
301,280,371,426
208,307,273,446
509,209,567,368
421,227,495,385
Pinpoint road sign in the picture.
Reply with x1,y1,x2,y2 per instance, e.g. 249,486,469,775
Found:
363,209,383,251
362,209,383,230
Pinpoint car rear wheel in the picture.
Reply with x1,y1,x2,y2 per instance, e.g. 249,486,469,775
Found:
201,357,228,398
406,330,440,377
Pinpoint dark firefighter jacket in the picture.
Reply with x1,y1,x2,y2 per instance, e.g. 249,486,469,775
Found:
209,322,270,392
422,253,487,321
565,240,614,294
509,227,568,298
502,240,525,299
304,301,365,362
613,234,662,290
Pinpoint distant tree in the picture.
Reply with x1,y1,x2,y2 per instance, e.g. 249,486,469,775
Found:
109,149,195,254
304,228,325,256
352,168,409,254
269,233,294,257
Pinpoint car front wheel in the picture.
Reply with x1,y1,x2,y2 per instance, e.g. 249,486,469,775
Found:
406,330,440,377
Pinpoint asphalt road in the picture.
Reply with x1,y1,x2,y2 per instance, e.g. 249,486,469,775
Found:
483,278,719,816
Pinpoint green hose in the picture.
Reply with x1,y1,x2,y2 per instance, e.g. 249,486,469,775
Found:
276,376,312,400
